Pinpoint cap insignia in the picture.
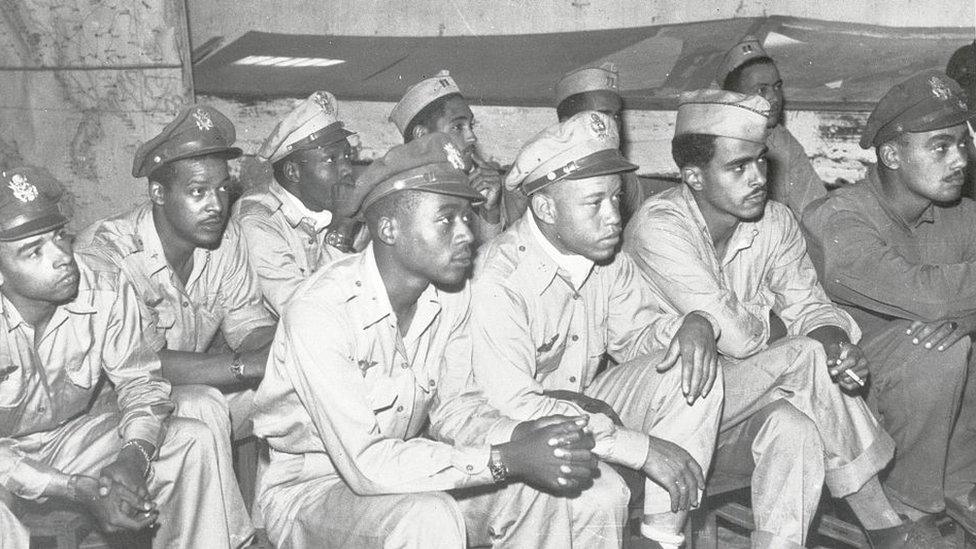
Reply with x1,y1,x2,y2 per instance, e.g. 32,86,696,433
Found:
589,113,608,138
741,44,754,54
443,143,466,170
193,109,214,132
8,173,38,203
311,92,335,113
929,76,952,101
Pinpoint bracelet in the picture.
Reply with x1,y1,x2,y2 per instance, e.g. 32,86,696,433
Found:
121,440,153,479
229,352,247,381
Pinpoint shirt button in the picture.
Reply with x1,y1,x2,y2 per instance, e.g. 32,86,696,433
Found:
308,239,315,245
466,464,474,471
38,406,46,413
571,334,579,342
428,380,435,387
355,280,362,287
518,245,526,252
181,301,189,308
569,376,577,383
396,405,404,412
573,293,581,300
401,363,409,369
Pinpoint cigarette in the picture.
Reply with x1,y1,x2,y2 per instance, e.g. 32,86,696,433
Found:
844,368,866,387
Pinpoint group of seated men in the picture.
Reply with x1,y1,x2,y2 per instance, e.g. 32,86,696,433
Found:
1,36,975,549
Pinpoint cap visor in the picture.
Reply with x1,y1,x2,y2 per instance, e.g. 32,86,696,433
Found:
418,182,487,206
909,109,976,134
565,156,639,181
297,127,355,151
0,214,68,242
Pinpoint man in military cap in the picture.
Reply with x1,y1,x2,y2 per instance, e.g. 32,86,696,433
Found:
0,166,253,548
553,63,648,224
74,104,276,519
469,110,724,549
234,91,366,317
251,132,628,548
390,69,508,241
625,89,926,548
805,69,976,538
719,35,827,218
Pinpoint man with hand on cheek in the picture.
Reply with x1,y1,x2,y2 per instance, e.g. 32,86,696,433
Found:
470,111,724,549
251,133,626,549
390,70,508,241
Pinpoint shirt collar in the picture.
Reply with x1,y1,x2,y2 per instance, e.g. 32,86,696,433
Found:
678,184,760,265
270,179,334,233
865,166,936,229
526,212,594,290
357,244,442,336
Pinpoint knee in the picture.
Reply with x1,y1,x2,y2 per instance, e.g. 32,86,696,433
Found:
572,465,630,521
162,416,219,456
172,385,231,428
756,401,823,454
397,492,465,543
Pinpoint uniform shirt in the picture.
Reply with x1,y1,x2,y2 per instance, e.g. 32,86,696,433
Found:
767,124,827,218
0,254,172,500
802,166,976,335
624,184,859,360
469,214,697,470
252,245,519,495
234,180,364,317
75,202,274,352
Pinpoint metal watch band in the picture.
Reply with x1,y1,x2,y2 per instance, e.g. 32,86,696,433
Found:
488,447,509,484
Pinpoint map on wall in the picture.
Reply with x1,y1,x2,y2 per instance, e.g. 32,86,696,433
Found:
0,0,191,229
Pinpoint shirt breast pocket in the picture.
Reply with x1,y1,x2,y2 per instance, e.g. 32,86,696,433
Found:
62,326,99,390
367,377,400,415
0,362,28,410
535,335,567,378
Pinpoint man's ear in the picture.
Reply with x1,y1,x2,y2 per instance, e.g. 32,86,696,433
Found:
373,215,398,246
529,192,557,225
148,181,166,206
878,141,901,171
410,125,429,141
681,165,705,191
282,159,302,184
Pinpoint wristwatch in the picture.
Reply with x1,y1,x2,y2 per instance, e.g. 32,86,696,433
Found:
488,448,509,484
229,352,246,381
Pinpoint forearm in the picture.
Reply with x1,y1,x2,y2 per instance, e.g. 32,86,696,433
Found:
158,349,241,387
806,324,850,349
235,325,275,352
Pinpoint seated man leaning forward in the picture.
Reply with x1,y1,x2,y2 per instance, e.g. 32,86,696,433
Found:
624,89,939,548
469,110,724,549
74,105,277,494
804,70,976,535
251,133,628,549
235,90,366,317
0,167,252,548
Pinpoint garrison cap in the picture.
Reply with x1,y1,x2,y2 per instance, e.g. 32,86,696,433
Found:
860,70,973,149
258,91,355,164
0,166,68,242
340,132,483,218
946,41,975,91
675,89,771,144
554,63,620,106
504,111,637,196
132,104,242,178
717,36,771,85
389,70,463,134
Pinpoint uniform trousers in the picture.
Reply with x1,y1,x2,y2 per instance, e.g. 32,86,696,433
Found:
858,320,976,513
258,456,629,548
0,411,253,548
716,336,895,549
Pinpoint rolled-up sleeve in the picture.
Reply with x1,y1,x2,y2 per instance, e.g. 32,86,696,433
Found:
807,203,976,322
101,278,173,448
276,302,494,495
218,220,277,348
626,208,768,359
469,276,650,470
0,442,63,500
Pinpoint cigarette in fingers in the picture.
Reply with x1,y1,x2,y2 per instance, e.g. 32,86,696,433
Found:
845,368,866,387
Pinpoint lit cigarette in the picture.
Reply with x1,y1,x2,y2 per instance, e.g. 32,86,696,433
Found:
845,368,865,387
837,345,865,387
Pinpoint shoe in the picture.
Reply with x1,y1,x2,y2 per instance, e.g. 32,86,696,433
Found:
946,487,976,536
867,515,954,548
